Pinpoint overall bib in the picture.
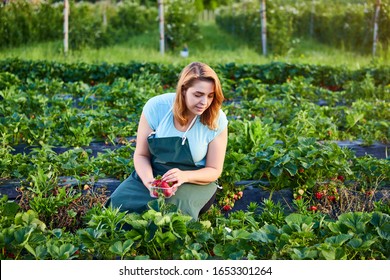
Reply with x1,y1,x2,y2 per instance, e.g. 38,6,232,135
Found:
108,114,218,220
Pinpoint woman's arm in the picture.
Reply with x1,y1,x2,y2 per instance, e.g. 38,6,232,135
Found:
133,113,155,188
162,126,228,187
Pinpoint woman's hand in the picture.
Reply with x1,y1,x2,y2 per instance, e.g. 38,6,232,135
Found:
162,168,187,189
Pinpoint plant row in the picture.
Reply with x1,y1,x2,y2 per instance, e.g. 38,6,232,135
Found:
2,58,390,87
1,67,388,149
216,0,390,55
0,196,389,260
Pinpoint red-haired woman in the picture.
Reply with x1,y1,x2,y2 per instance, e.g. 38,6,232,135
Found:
108,62,228,220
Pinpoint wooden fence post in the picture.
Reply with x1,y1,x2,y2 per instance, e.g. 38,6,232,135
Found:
64,0,69,55
260,0,267,56
158,0,165,55
373,0,381,57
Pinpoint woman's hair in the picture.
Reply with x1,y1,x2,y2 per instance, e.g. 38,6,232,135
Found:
173,62,224,130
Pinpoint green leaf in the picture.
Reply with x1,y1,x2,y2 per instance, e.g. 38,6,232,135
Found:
109,241,124,255
195,232,213,243
155,231,177,245
14,227,32,244
338,212,370,234
155,215,171,226
377,223,390,240
59,243,76,258
2,201,20,218
213,244,224,257
270,166,283,177
284,162,298,176
146,222,158,242
285,214,314,232
325,234,352,246
24,243,37,257
318,244,347,260
291,247,317,260
52,228,63,239
257,224,280,242
370,212,390,240
109,239,135,258
171,218,187,239
249,231,270,243
348,238,363,249
127,219,148,230
229,229,251,240
35,244,48,259
229,250,245,260
275,154,290,166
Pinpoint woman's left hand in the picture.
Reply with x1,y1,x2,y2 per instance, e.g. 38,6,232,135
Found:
162,168,187,189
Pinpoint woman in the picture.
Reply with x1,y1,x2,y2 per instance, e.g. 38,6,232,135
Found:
108,62,228,220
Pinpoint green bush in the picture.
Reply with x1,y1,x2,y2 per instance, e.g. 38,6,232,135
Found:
216,0,295,55
165,0,202,51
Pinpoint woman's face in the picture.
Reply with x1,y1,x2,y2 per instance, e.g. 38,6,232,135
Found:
183,80,215,118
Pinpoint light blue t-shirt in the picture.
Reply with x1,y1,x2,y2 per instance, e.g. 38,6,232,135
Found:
143,92,228,166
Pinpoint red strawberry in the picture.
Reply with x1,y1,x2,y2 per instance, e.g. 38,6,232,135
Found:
161,181,174,197
152,179,161,187
337,175,345,182
163,190,172,197
162,186,173,197
315,192,323,200
328,195,336,202
222,205,232,211
160,181,170,189
309,206,318,211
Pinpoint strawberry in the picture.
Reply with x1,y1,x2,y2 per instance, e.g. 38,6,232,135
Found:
337,175,345,182
159,181,172,197
315,192,323,200
328,195,336,202
222,205,232,211
163,189,172,197
298,168,305,173
152,178,162,187
309,206,318,211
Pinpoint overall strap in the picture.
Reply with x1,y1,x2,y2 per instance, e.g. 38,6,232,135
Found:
181,115,197,145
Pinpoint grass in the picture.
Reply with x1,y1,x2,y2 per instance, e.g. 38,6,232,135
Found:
0,21,389,68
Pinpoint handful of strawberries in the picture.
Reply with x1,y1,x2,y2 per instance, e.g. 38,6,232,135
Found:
149,175,176,198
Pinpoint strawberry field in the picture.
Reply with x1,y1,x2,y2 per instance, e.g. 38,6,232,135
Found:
0,59,389,260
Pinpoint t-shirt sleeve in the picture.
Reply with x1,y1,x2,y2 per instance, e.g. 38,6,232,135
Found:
142,93,175,130
142,96,160,130
213,109,228,138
